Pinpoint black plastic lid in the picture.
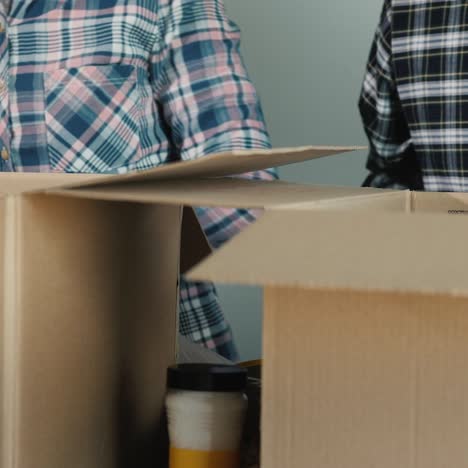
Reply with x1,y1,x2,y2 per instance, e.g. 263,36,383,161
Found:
167,364,247,392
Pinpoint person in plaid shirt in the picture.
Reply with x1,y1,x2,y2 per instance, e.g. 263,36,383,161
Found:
0,0,277,360
360,0,468,192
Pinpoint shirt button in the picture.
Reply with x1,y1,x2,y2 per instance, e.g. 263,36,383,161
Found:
1,148,9,161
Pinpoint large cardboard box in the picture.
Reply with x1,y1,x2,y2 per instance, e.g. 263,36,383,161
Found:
189,185,468,467
0,146,369,468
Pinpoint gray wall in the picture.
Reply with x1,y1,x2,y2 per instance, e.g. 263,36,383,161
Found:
219,0,383,361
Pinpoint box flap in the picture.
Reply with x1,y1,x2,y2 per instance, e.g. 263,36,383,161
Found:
51,179,384,208
273,190,410,212
54,146,364,190
188,210,468,296
412,191,468,213
0,172,102,195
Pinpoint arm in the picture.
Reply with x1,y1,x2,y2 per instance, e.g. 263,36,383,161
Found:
359,0,423,190
151,0,277,248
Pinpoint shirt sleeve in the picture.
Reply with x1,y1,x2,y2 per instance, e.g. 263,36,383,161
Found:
151,0,272,158
359,0,422,190
151,0,277,248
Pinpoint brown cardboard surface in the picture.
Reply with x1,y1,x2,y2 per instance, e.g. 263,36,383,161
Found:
263,287,468,468
0,196,5,466
0,172,102,195
56,146,364,190
188,210,468,296
51,178,383,208
16,195,121,468
116,203,180,468
274,189,409,212
2,195,18,468
412,191,468,213
8,195,178,468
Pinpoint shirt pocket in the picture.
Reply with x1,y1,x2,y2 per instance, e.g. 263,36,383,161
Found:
44,64,142,173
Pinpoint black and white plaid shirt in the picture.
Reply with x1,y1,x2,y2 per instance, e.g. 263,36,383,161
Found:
360,0,468,191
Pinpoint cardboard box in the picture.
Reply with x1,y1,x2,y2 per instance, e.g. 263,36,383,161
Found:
0,146,369,468
189,185,468,468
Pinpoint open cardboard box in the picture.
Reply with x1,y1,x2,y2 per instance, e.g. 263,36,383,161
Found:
189,188,468,468
0,146,375,468
6,145,468,468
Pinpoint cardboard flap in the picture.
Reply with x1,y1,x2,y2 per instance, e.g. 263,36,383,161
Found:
188,210,468,296
412,191,468,213
0,172,103,195
273,190,409,212
55,146,364,190
52,178,383,208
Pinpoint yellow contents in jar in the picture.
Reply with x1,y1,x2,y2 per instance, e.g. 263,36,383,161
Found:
170,447,240,468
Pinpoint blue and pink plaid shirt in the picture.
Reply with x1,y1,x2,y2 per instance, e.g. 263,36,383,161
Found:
0,0,276,360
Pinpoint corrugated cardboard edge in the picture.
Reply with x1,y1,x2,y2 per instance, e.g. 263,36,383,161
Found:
2,195,20,468
188,278,468,300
